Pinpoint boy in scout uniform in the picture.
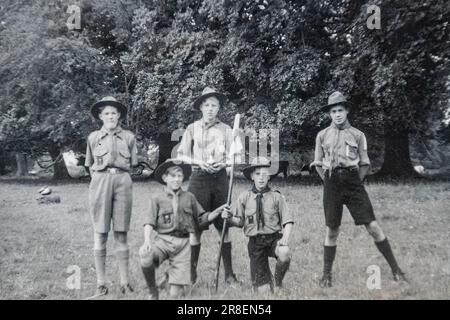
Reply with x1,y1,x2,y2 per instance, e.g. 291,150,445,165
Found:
311,91,407,288
222,157,293,293
176,87,241,285
85,96,138,296
139,159,228,299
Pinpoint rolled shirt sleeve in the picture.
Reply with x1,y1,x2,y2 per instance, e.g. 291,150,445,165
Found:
143,197,158,227
130,135,138,167
191,195,210,231
358,133,371,167
310,133,324,168
233,193,246,228
176,125,194,164
85,134,94,167
278,194,294,227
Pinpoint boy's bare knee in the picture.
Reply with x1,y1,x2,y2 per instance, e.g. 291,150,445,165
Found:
277,246,291,262
325,227,339,245
139,251,154,268
365,221,385,241
189,233,201,245
169,285,184,299
94,232,108,250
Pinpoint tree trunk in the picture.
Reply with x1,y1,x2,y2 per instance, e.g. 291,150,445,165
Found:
156,132,176,166
0,150,6,175
48,145,70,180
15,152,28,176
377,127,419,177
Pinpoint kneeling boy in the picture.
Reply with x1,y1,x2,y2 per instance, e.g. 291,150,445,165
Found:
222,157,294,293
139,159,226,299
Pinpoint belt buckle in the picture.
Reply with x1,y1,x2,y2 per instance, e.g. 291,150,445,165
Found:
109,168,118,174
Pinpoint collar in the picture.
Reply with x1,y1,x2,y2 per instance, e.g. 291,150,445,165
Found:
331,120,351,130
99,126,123,139
201,118,221,130
164,187,184,198
249,185,272,199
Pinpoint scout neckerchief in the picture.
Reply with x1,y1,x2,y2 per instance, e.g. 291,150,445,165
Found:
164,187,182,225
328,120,351,177
251,184,271,229
100,126,123,163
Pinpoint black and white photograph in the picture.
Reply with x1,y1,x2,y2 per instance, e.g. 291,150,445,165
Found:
0,0,449,304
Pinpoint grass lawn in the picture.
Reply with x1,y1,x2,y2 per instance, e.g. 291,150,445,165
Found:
0,178,449,300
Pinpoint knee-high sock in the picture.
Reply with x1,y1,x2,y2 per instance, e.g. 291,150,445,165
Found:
323,245,337,275
375,238,401,272
116,249,129,286
274,258,291,287
94,249,107,286
141,265,158,299
190,244,201,283
222,242,234,279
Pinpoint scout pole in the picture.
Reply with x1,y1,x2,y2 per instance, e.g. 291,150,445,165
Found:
214,113,241,293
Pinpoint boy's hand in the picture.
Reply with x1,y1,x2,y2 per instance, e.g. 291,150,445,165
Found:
211,162,227,173
277,236,289,247
139,241,152,256
198,160,215,174
221,205,233,220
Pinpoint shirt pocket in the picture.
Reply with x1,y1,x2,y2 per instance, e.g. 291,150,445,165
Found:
117,140,131,159
321,143,332,166
345,140,358,160
157,208,174,229
244,201,257,225
93,144,108,166
263,200,280,227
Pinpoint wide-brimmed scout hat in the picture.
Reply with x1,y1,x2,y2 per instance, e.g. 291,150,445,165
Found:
321,91,348,112
90,96,127,120
193,87,227,110
242,156,278,181
154,159,192,185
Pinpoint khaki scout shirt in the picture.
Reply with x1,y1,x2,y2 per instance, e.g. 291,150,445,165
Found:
85,126,138,172
234,189,294,237
176,119,237,167
312,121,370,170
144,188,209,235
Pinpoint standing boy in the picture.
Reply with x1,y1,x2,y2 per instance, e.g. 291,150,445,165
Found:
176,87,240,284
311,91,407,288
85,96,138,296
222,157,293,293
139,159,227,299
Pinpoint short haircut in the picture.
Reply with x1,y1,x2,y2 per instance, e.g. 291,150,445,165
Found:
164,166,184,177
98,105,120,116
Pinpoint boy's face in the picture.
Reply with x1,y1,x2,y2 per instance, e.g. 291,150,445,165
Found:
200,97,220,124
99,106,120,129
329,105,348,126
162,167,184,191
251,167,271,190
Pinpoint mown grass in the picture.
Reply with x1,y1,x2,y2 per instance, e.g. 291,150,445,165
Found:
0,179,449,300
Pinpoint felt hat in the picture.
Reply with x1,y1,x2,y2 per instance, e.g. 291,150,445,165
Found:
321,91,348,112
154,159,192,185
193,87,227,110
90,96,127,120
242,156,277,181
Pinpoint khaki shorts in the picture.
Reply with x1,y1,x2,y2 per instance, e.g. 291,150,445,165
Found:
89,171,133,233
141,234,191,286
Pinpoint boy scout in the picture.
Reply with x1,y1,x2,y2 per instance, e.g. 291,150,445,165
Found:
222,157,293,293
311,91,407,288
85,96,138,296
139,159,227,299
176,87,240,285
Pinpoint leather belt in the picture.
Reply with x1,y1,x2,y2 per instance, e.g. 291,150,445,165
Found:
96,167,127,174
